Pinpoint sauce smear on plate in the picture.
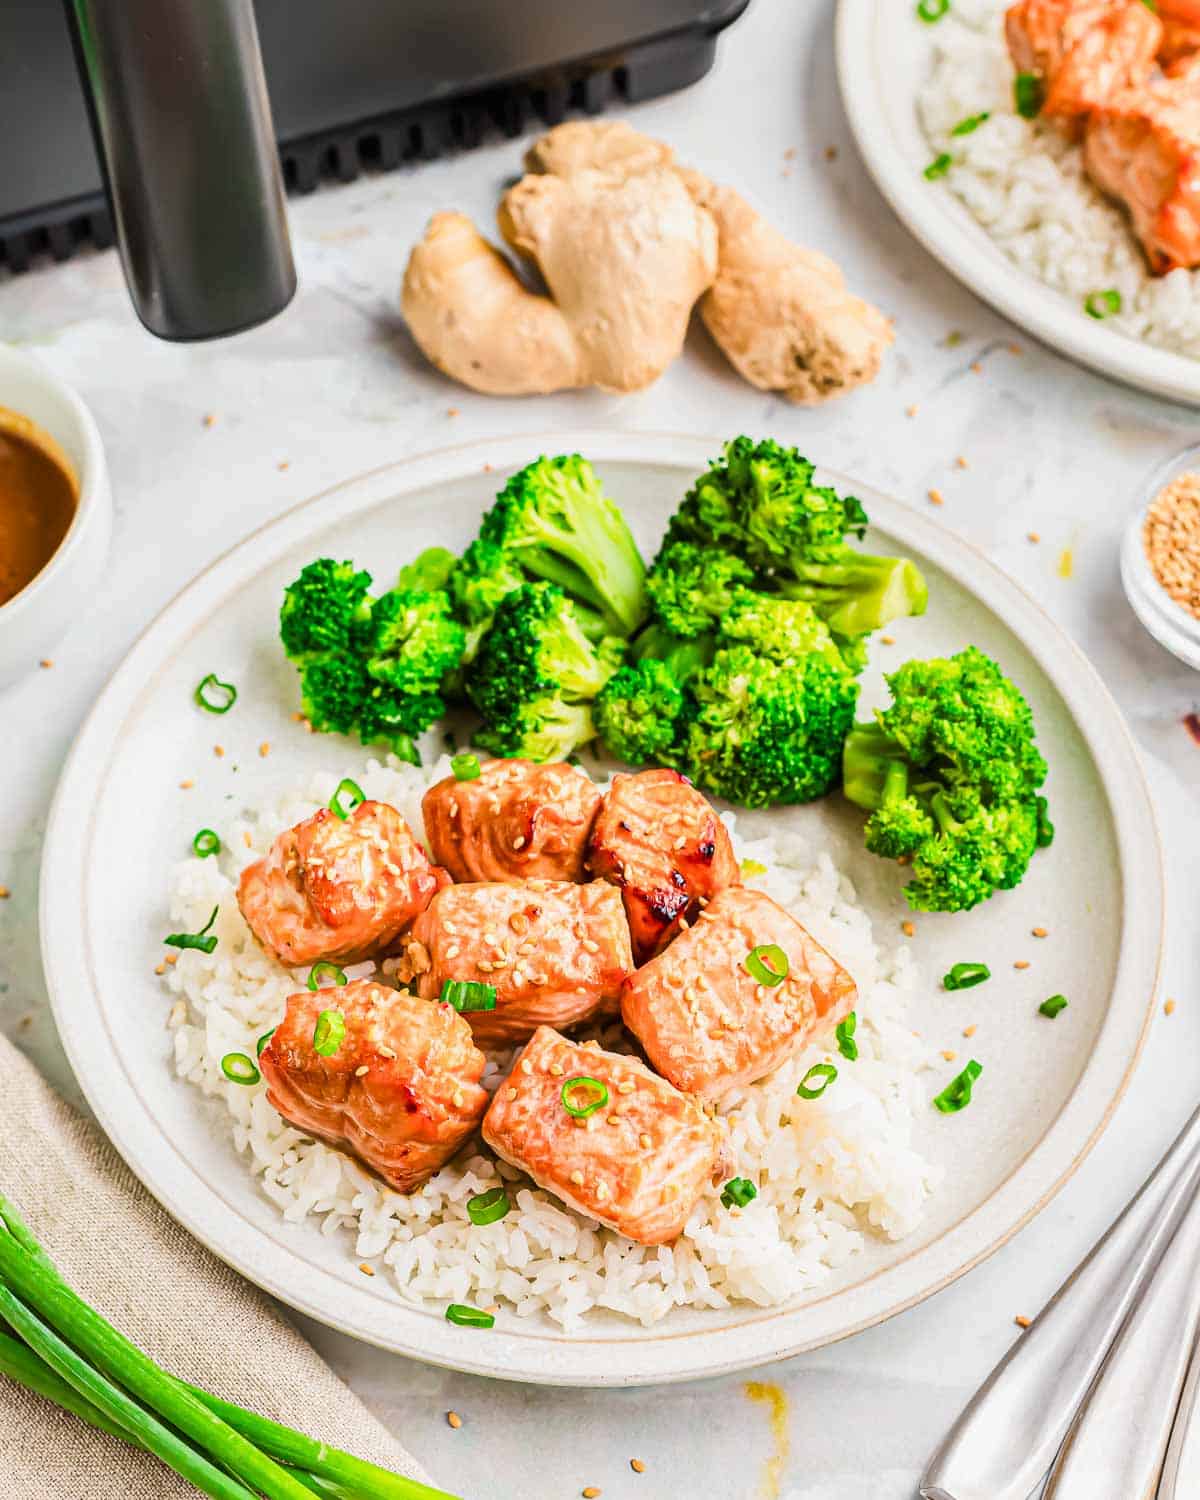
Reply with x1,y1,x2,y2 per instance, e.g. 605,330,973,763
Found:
0,408,78,607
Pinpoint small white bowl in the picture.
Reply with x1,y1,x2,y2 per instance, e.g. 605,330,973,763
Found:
1121,442,1200,672
0,344,112,689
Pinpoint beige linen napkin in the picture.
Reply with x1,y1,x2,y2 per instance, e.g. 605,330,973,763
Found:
0,1031,433,1497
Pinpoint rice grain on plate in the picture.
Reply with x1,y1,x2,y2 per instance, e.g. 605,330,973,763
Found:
917,0,1200,360
163,757,939,1330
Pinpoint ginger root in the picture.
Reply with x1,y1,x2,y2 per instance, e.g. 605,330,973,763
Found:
401,121,891,402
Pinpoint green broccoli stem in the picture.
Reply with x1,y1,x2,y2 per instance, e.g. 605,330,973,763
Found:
631,624,714,682
929,790,964,838
777,553,928,636
520,488,648,636
841,722,908,811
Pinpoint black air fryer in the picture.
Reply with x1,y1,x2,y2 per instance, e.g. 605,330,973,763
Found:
3,0,749,341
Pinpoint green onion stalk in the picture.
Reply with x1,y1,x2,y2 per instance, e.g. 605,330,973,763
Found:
0,1195,458,1500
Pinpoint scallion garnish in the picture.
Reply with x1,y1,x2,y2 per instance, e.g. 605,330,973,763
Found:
944,962,991,991
255,1028,276,1057
796,1063,837,1100
933,1058,982,1113
307,961,347,992
451,753,481,781
1036,795,1055,849
924,152,953,181
951,111,990,135
561,1076,609,1118
191,829,221,859
744,944,789,987
312,1008,346,1058
740,858,768,878
164,906,219,955
467,1187,511,1226
917,0,949,20
440,979,497,1013
445,1303,495,1329
193,673,237,715
1014,72,1044,119
328,778,365,821
220,1052,260,1086
1039,994,1068,1019
836,1012,859,1061
720,1177,758,1209
1084,288,1122,320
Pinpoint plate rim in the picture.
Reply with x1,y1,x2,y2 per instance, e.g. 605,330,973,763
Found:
40,429,1164,1385
834,0,1200,407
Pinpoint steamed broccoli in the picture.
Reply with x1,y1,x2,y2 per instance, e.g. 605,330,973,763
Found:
645,542,755,638
478,455,648,635
467,582,624,759
661,437,927,641
594,659,685,766
396,546,458,593
842,647,1050,912
279,557,466,763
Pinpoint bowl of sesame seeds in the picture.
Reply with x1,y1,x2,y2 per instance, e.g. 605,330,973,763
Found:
1122,446,1200,671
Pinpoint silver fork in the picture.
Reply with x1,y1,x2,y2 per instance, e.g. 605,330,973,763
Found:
921,1102,1200,1500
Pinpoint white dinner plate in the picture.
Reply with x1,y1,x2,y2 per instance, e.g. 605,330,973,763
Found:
41,431,1162,1385
836,0,1200,406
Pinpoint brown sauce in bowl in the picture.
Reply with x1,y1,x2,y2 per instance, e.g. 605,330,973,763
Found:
0,407,79,607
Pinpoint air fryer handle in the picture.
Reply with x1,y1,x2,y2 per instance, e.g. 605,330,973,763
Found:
64,0,296,341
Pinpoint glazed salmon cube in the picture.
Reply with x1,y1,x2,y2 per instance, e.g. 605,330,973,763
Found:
482,1026,729,1245
1006,0,1161,132
402,879,633,1045
587,768,741,962
621,886,857,1101
1085,64,1200,271
422,757,602,884
259,979,489,1193
238,799,447,967
1156,0,1200,65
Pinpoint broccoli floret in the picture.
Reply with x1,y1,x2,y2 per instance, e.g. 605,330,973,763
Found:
842,648,1050,912
720,590,850,673
681,643,860,807
664,437,926,640
298,656,429,764
363,588,465,697
279,558,372,659
450,538,528,627
467,582,624,760
397,546,458,593
595,659,685,766
479,455,648,635
645,542,756,638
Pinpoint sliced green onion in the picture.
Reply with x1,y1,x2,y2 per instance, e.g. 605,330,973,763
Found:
836,1012,859,1062
740,858,768,878
1039,994,1068,1019
1084,288,1122,320
165,906,219,955
797,1063,837,1100
561,1076,609,1118
933,1058,982,1113
328,778,365,821
220,1053,260,1086
312,1008,346,1058
924,152,953,181
744,944,788,987
193,673,237,714
192,829,221,858
944,961,991,992
445,1303,494,1329
917,0,949,20
307,961,347,992
951,111,990,136
451,753,481,781
467,1187,511,1226
255,1028,276,1058
1014,72,1044,119
1036,795,1055,849
720,1177,757,1209
440,979,497,1013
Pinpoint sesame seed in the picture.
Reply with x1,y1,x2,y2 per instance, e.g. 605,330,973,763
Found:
570,1170,585,1186
901,921,915,938
202,412,216,427
446,1411,463,1429
1015,1315,1031,1329
154,962,166,976
617,1081,636,1095
674,835,687,849
1032,927,1048,938
179,779,194,790
1028,531,1041,543
582,938,600,954
963,1024,977,1037
550,1063,564,1077
596,1182,610,1201
1165,998,1177,1016
355,1065,370,1077
506,1087,518,1101
359,1262,375,1276
513,835,527,849
0,886,9,899
443,921,458,936
444,944,461,959
881,634,896,645
582,1490,601,1499
520,1059,533,1075
1014,960,1030,970
213,745,225,758
477,960,494,973
509,912,530,935
631,1459,646,1473
378,1045,396,1059
941,1049,957,1062
39,658,53,669
639,1134,651,1149
259,742,271,757
956,455,968,469
906,404,919,417
971,360,983,373
165,953,178,965
928,488,944,507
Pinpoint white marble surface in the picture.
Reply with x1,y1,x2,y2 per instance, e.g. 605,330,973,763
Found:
2,0,1199,1494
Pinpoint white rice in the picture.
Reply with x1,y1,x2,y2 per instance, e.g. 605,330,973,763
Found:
163,755,939,1330
918,0,1200,358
